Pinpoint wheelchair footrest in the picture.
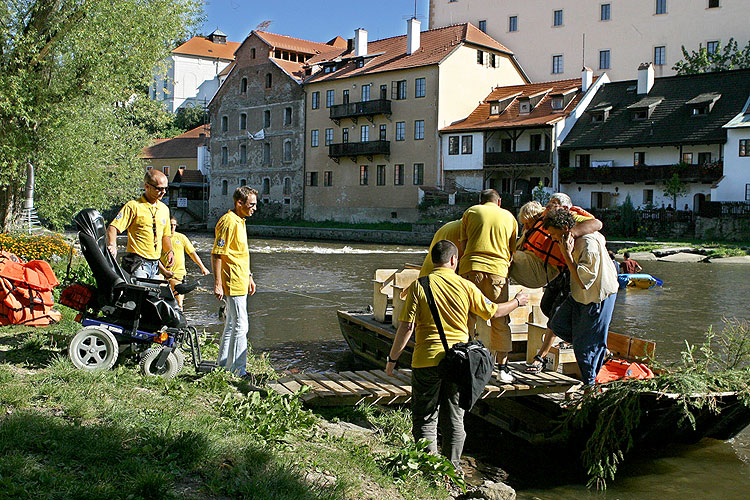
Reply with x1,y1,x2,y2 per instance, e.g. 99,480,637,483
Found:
197,361,217,373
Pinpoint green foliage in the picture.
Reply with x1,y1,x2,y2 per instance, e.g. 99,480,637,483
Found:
532,181,550,206
380,439,466,491
116,93,182,137
663,172,688,208
673,38,750,75
174,102,208,132
618,194,638,237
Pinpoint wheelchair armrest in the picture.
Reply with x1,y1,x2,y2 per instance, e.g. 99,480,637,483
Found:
114,282,160,295
134,277,170,286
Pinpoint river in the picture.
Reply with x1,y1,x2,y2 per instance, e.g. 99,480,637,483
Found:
178,235,749,499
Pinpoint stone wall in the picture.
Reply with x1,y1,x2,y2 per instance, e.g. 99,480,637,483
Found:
248,225,432,245
695,216,750,242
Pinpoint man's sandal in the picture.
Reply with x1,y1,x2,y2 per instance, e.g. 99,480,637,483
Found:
525,354,549,373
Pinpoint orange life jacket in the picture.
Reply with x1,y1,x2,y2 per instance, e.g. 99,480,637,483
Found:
521,206,595,268
595,358,655,384
0,251,61,326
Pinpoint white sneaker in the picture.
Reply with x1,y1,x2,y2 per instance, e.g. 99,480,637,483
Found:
496,367,514,383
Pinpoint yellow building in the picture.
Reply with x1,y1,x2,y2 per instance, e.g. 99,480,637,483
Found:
303,20,529,222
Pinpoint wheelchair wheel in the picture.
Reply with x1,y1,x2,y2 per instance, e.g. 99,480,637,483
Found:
68,327,118,371
140,347,180,379
173,348,185,372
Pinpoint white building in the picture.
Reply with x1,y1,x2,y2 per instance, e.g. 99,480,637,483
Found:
429,0,750,82
151,30,240,112
713,96,750,202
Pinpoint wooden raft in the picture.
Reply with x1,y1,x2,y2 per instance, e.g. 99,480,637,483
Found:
267,362,581,407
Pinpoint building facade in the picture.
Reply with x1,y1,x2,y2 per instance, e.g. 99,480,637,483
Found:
303,21,528,222
207,31,347,224
714,96,750,202
429,0,749,82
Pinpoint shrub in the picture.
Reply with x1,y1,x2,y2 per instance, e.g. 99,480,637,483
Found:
0,232,74,261
618,194,638,237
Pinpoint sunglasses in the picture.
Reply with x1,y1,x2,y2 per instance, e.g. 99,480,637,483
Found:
147,182,168,192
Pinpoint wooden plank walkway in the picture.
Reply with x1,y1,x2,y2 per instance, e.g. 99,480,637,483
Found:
267,361,582,407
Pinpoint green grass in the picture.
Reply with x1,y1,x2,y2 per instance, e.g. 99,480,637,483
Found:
617,240,750,257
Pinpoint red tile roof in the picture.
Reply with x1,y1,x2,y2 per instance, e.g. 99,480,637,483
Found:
172,36,240,60
141,125,210,159
254,30,347,55
305,23,515,83
271,58,308,83
441,77,596,132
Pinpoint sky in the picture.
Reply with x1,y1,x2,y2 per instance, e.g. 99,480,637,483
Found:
201,0,431,45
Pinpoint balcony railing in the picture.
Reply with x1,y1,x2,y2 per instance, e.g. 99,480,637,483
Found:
560,162,723,184
484,150,552,166
329,99,391,120
328,140,390,158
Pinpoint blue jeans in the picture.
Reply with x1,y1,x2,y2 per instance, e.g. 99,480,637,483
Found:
218,295,248,376
131,258,159,279
548,293,616,386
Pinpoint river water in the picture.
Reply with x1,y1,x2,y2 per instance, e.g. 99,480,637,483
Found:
179,235,749,499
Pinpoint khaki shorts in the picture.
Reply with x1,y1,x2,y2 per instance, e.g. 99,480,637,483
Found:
508,250,561,289
461,271,511,353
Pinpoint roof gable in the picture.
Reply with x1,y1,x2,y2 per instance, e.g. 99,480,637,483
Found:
172,36,240,60
141,125,209,160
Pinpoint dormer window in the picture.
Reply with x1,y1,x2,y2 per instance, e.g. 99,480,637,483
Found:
519,101,531,114
551,97,564,110
490,103,501,115
633,110,648,120
357,58,364,68
488,93,520,116
686,92,720,117
627,97,662,121
589,103,612,123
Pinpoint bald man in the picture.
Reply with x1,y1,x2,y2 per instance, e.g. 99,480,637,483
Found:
107,169,174,279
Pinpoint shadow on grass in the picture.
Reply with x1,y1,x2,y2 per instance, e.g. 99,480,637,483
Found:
0,411,339,500
0,330,60,369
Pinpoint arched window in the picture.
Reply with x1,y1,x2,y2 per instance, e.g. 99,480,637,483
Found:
283,177,291,195
262,177,270,195
283,140,292,162
221,180,228,195
265,73,272,89
240,113,247,130
221,116,228,132
240,77,247,93
240,179,247,187
240,145,247,164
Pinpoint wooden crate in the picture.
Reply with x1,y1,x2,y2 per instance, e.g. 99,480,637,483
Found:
391,269,421,328
372,269,398,323
508,285,545,326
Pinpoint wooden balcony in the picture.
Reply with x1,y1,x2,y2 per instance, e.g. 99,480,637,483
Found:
484,150,552,166
329,99,391,121
328,140,390,161
560,162,723,184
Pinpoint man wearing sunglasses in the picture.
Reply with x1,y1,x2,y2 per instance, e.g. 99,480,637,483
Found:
107,169,174,279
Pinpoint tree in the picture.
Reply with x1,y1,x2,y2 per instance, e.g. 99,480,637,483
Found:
118,94,182,138
174,102,208,132
663,173,688,209
673,38,750,75
0,0,202,230
618,194,638,237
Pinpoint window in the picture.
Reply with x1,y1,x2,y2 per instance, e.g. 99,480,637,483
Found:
413,163,424,185
306,172,318,186
601,4,611,21
682,152,694,164
489,53,497,68
490,103,501,115
380,84,388,100
326,89,335,107
479,20,487,33
698,152,711,164
746,184,750,201
240,78,247,93
360,165,369,185
240,179,246,187
265,73,272,88
633,109,648,120
740,139,750,156
379,124,387,141
530,134,542,151
240,113,247,130
361,84,370,102
509,15,517,32
261,178,270,197
415,78,426,98
634,152,645,166
283,140,292,162
251,48,256,59
461,135,472,154
448,136,459,155
377,165,386,185
477,49,484,65
262,142,271,164
221,116,228,132
396,122,405,141
551,97,564,110
162,166,169,176
283,177,291,196
576,154,591,168
394,164,404,185
342,89,349,105
342,128,349,143
284,107,292,126
392,80,407,100
655,0,666,14
654,46,666,65
311,129,319,147
553,10,563,26
312,91,320,109
708,0,719,7
264,110,271,128
643,189,654,205
599,50,610,69
324,171,332,187
240,145,247,164
501,138,512,152
360,124,369,142
552,54,563,74
706,40,719,54
325,128,333,146
221,180,228,195
221,147,228,165
414,120,424,140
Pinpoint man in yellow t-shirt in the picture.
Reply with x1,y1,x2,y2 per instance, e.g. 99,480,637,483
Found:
159,217,210,309
458,189,517,382
211,186,257,377
107,169,174,279
419,220,462,277
385,240,527,470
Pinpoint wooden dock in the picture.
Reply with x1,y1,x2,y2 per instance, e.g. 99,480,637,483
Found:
267,362,581,407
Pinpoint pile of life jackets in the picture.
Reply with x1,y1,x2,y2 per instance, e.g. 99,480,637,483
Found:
0,250,61,326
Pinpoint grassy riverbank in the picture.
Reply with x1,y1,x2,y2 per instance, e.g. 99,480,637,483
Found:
0,309,454,500
613,239,750,258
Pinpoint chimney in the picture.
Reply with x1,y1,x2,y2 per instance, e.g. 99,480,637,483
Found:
637,62,654,95
355,28,368,57
407,17,421,55
581,67,593,92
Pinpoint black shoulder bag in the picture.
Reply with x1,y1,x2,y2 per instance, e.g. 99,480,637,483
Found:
418,276,494,411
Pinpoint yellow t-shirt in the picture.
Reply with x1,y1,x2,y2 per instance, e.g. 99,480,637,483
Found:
110,196,170,260
161,232,195,281
458,202,517,277
212,210,250,296
419,220,462,277
399,267,498,368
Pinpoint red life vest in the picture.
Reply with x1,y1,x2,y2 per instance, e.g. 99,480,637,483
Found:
0,251,61,326
521,206,595,268
595,358,655,384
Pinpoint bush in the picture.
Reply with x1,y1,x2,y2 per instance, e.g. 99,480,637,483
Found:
0,232,74,261
618,194,638,237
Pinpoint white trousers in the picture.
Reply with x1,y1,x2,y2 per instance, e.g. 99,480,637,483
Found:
218,295,248,376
